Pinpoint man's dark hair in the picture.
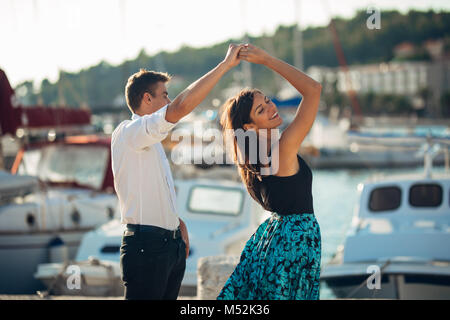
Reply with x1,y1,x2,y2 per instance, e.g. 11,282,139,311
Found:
125,69,171,113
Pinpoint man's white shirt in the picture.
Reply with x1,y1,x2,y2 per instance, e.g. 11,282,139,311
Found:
111,104,180,230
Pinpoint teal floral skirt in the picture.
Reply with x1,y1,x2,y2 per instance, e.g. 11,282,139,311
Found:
217,212,321,300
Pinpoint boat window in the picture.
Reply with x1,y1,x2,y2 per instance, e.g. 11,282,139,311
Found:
22,145,109,190
369,186,401,212
188,185,244,216
409,184,442,207
100,245,120,254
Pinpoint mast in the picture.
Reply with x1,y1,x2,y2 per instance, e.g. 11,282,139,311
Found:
240,0,252,87
293,0,304,71
57,69,66,107
320,0,363,119
0,130,4,171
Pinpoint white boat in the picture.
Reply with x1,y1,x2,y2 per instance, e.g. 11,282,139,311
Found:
303,142,449,169
34,257,123,297
0,69,120,294
321,141,450,299
302,115,450,169
0,137,118,294
34,176,271,296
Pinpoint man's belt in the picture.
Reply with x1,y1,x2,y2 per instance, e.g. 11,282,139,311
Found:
126,224,181,239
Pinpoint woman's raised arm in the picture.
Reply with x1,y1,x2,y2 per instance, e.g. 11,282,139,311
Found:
239,44,322,170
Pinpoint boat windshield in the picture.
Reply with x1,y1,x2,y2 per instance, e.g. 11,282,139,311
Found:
18,144,109,190
188,185,244,216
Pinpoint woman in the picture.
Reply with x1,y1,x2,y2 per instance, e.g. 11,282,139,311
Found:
217,44,322,300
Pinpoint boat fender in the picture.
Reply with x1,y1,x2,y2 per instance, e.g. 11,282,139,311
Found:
48,236,68,263
26,212,35,228
106,207,114,220
71,208,81,225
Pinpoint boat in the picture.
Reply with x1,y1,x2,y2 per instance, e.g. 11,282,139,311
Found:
302,114,450,169
34,177,271,296
302,142,448,169
0,153,118,294
320,139,450,299
34,256,123,297
0,69,118,294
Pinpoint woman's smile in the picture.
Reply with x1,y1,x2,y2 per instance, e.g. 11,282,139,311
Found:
269,111,279,120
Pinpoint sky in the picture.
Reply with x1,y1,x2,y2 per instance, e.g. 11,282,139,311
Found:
1,0,450,88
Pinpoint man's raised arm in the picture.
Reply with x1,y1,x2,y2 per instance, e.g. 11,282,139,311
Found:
165,44,243,123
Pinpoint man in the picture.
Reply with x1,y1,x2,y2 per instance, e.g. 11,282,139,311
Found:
111,44,244,300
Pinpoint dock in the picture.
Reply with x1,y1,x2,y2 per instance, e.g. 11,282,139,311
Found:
0,294,378,300
0,294,196,300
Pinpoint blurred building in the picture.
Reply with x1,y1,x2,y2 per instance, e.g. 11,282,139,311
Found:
308,40,450,117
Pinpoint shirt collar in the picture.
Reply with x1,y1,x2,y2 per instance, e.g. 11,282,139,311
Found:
131,104,169,121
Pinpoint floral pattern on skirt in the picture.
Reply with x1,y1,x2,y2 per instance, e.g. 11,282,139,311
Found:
217,212,321,300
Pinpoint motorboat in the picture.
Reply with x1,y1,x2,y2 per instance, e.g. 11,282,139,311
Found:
34,256,123,297
0,69,118,294
302,143,448,169
320,140,450,299
302,114,450,169
0,136,119,294
34,177,271,296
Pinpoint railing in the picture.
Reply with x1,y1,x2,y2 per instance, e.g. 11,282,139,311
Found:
416,135,450,177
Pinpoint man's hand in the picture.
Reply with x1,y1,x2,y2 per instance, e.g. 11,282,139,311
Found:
237,43,271,65
165,43,246,124
179,218,189,258
222,44,245,69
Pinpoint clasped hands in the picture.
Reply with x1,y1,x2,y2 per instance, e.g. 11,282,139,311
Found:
222,43,271,69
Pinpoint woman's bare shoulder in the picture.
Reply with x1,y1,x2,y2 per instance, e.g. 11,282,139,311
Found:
269,143,300,177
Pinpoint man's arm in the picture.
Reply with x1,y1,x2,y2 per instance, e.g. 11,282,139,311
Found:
120,105,176,150
165,44,243,123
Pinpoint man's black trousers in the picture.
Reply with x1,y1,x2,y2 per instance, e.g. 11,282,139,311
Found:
119,224,186,300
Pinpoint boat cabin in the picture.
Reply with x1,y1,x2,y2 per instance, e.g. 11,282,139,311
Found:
345,172,450,263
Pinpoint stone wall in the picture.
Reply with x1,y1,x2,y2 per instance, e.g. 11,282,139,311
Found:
197,255,239,300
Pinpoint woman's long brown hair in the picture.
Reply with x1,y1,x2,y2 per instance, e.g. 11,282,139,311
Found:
220,88,265,204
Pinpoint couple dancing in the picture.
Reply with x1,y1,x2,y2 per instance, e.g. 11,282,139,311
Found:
111,43,322,300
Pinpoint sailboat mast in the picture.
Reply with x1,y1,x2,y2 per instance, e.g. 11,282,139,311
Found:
293,0,304,70
0,134,4,171
241,0,252,87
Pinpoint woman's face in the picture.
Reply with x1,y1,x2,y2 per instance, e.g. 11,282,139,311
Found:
245,91,283,131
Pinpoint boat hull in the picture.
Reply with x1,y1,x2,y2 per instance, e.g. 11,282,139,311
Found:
0,229,91,294
321,261,450,299
35,259,124,296
323,273,450,299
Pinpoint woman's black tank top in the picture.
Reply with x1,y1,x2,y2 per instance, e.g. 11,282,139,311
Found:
247,154,314,216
